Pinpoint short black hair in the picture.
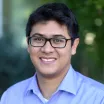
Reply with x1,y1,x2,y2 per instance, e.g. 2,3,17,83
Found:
26,3,79,40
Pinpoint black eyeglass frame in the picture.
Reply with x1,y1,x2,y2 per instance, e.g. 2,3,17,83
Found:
28,36,73,48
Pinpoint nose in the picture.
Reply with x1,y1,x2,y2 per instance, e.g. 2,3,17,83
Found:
41,41,54,53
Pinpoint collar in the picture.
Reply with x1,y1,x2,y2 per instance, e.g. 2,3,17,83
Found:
25,73,41,96
25,65,77,96
57,65,77,95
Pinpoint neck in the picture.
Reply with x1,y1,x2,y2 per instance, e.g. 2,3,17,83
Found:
36,68,69,99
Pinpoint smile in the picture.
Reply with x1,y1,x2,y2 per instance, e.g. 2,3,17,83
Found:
40,57,56,63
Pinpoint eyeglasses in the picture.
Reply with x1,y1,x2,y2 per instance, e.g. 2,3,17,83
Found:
28,35,72,48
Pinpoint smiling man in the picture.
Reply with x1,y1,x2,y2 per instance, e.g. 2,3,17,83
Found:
0,3,104,104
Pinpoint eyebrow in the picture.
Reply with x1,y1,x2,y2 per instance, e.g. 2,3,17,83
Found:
31,33,66,38
31,33,44,37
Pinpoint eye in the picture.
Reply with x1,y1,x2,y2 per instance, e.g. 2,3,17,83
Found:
32,37,44,42
52,38,65,44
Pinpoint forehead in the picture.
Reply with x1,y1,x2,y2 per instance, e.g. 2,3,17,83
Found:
30,20,70,38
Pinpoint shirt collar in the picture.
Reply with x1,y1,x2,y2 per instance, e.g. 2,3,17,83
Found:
57,65,77,95
25,65,77,96
25,73,41,96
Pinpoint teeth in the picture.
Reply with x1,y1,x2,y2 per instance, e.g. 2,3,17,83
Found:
41,58,55,62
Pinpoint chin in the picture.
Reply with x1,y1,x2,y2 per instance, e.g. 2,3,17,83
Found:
37,70,59,78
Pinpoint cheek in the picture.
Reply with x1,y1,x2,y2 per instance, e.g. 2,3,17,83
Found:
57,48,71,71
28,47,41,62
29,48,40,66
58,47,72,61
28,47,40,55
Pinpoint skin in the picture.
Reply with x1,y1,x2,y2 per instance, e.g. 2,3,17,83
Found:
27,20,79,99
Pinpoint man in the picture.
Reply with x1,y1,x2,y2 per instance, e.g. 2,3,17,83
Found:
0,3,104,104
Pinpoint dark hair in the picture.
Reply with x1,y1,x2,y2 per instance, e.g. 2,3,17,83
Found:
26,3,79,40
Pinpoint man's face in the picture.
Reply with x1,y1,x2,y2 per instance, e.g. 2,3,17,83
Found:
28,20,79,78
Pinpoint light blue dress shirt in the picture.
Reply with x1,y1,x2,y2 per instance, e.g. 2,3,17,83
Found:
0,66,104,104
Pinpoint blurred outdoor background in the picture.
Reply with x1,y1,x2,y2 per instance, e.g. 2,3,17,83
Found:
0,0,104,97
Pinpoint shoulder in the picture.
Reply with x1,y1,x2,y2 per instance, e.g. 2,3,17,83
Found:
76,71,104,91
8,76,33,93
76,71,104,101
0,76,33,104
74,71,104,103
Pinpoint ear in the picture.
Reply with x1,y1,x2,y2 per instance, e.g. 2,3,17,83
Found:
71,38,79,55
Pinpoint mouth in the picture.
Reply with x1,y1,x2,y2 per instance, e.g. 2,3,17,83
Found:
40,57,56,64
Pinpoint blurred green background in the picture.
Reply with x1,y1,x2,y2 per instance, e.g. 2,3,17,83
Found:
0,0,104,97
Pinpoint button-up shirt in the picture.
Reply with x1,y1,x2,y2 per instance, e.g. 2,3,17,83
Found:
0,66,104,104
